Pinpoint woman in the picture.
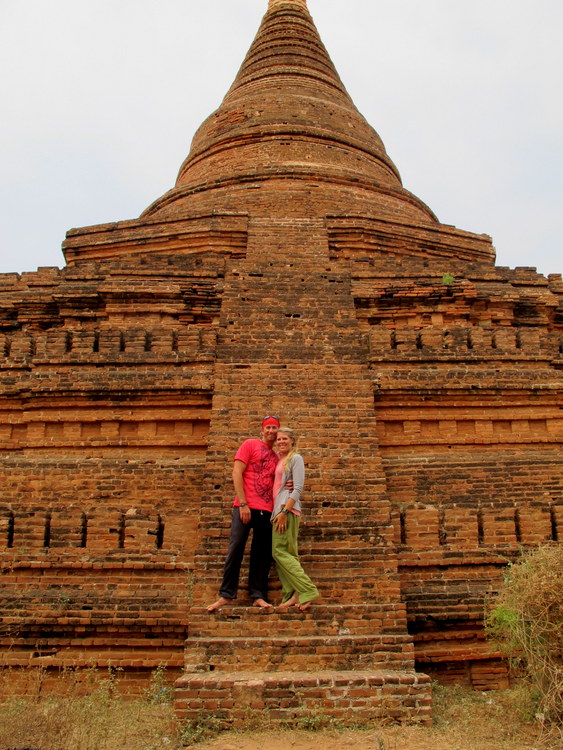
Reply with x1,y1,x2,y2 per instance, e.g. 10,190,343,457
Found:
271,427,319,611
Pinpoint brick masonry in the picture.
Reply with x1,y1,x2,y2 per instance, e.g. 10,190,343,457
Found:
0,0,561,725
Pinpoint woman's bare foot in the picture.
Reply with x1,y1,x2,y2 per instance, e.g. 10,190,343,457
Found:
278,594,299,609
207,597,232,612
252,598,273,609
296,600,313,612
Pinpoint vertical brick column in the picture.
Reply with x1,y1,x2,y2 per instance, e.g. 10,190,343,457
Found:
194,218,400,608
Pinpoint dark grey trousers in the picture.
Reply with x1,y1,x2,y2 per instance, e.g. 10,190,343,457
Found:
218,507,273,601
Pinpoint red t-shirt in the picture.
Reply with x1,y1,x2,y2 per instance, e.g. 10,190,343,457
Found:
233,438,279,512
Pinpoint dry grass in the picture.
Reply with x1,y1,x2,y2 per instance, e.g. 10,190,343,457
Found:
0,666,181,750
195,684,562,750
0,667,561,750
486,544,563,726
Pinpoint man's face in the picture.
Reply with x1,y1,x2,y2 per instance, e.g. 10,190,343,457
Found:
261,424,279,445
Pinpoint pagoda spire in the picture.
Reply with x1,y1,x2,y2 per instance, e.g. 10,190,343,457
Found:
220,0,353,109
269,0,307,6
143,0,436,224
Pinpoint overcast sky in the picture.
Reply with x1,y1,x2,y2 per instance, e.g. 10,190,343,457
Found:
1,0,561,277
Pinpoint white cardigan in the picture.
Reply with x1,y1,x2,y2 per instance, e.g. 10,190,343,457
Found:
271,454,305,520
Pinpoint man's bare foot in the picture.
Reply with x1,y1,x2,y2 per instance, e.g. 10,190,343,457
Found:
296,600,313,612
252,598,273,609
207,597,232,612
278,594,299,609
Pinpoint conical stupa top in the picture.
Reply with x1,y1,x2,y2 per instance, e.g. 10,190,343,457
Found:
269,0,307,7
144,0,435,223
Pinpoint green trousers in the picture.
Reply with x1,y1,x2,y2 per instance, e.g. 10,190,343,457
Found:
272,514,319,604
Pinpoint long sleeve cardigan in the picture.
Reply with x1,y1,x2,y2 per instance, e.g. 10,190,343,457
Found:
271,453,305,520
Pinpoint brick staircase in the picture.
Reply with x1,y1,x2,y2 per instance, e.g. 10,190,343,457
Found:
185,604,415,673
177,595,431,725
173,220,433,726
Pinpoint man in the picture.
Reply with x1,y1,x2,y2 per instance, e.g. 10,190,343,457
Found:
207,416,281,611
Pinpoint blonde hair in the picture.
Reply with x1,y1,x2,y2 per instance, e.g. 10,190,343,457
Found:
278,427,300,472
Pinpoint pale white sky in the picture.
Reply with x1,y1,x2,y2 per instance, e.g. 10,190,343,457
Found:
1,0,561,276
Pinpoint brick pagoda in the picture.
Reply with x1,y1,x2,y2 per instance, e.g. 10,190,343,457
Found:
1,0,561,725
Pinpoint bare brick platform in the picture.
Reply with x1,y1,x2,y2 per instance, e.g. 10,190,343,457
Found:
175,669,432,727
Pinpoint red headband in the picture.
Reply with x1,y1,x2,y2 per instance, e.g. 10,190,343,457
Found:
262,416,280,427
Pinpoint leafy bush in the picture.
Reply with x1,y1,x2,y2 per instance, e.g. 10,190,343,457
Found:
485,544,563,726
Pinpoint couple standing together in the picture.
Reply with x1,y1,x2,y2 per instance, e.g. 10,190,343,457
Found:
207,416,318,613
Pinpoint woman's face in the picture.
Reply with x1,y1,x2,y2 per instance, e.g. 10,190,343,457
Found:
276,432,293,455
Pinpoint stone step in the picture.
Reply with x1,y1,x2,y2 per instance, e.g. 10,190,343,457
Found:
193,574,400,606
194,563,390,581
174,669,432,727
196,540,392,553
194,544,389,558
194,550,394,567
197,522,391,537
188,603,407,638
183,632,415,673
193,585,398,609
193,571,395,593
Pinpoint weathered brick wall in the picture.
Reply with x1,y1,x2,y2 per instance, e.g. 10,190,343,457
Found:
0,458,202,693
352,253,562,684
0,252,223,691
1,213,561,697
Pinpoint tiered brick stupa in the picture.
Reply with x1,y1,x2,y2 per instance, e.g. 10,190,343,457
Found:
1,0,561,725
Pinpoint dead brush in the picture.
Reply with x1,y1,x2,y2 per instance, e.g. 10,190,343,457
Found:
0,665,182,750
485,543,563,730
